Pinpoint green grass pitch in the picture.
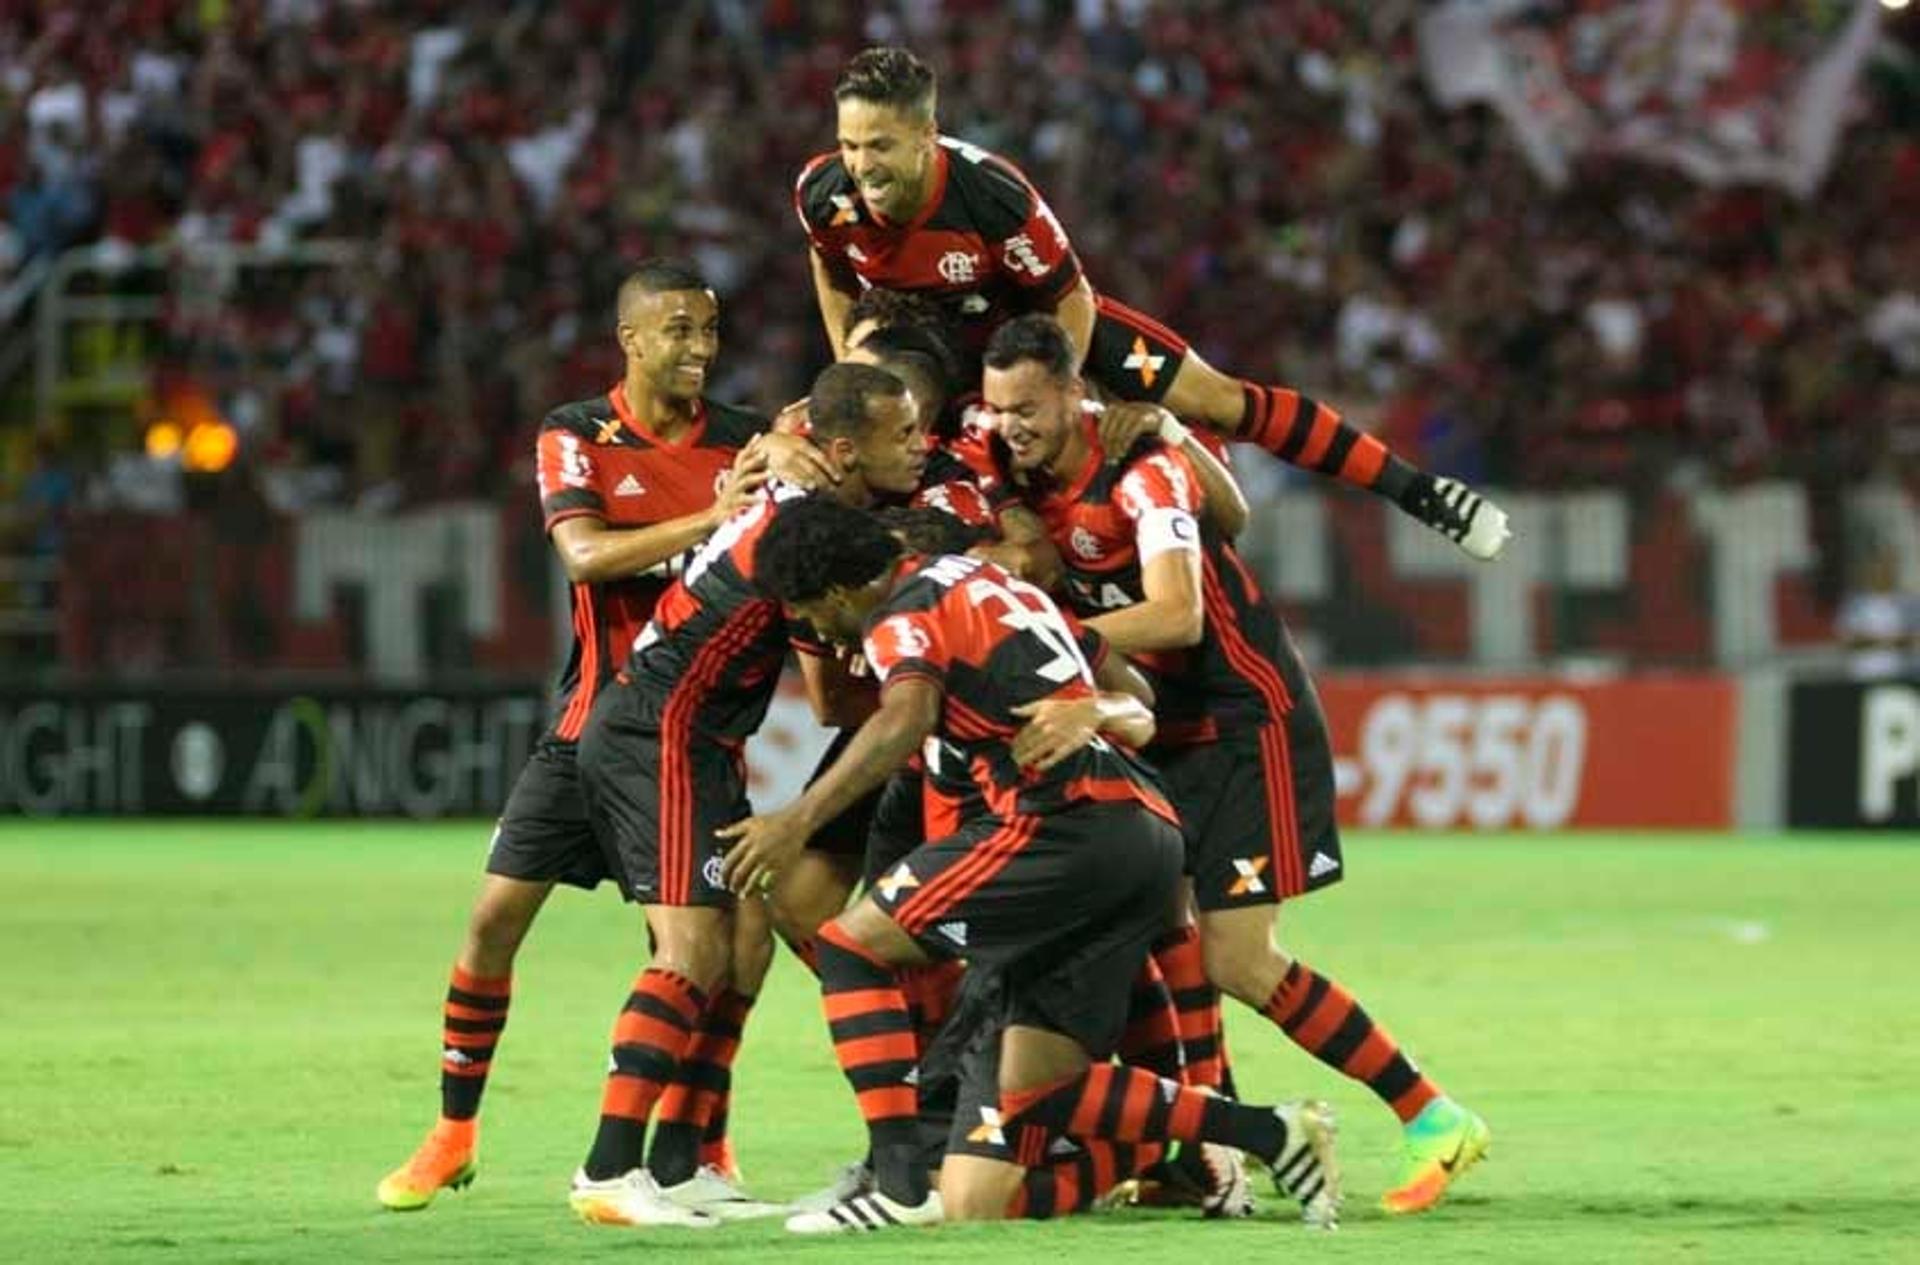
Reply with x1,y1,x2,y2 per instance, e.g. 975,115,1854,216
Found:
2,823,1916,1263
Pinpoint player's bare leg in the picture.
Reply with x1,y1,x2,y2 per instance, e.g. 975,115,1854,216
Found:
1157,352,1246,439
570,904,732,1230
377,874,554,1211
767,851,859,962
1198,904,1488,1214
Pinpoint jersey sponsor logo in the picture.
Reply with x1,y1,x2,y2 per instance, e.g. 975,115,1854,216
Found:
938,251,981,284
1123,336,1166,389
615,473,647,498
1228,855,1270,896
1002,233,1048,278
702,855,726,890
1066,574,1137,612
830,193,860,226
594,417,623,444
1309,851,1340,879
1069,525,1104,561
877,861,920,901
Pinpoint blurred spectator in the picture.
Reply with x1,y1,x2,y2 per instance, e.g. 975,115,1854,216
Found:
0,0,1910,513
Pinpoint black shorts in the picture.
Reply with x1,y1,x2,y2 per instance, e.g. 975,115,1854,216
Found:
806,729,884,862
484,738,610,889
870,801,1183,1055
861,766,926,887
575,684,744,908
1153,705,1342,913
1084,295,1193,405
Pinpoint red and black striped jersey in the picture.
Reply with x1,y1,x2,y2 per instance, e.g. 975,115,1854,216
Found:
624,483,819,743
535,386,767,742
861,553,1175,825
1012,410,1292,746
795,137,1081,356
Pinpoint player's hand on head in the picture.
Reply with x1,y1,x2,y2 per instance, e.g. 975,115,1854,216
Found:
1099,403,1174,463
1010,696,1103,772
1398,472,1512,562
716,806,809,897
761,431,842,490
716,439,771,514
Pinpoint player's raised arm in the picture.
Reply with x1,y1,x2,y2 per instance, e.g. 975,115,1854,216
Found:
809,250,858,362
1097,402,1249,539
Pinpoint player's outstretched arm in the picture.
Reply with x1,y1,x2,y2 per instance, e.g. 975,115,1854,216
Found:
1010,690,1155,772
548,439,769,582
1098,404,1249,539
718,677,940,895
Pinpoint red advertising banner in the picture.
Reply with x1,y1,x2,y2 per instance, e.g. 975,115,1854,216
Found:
1318,675,1737,830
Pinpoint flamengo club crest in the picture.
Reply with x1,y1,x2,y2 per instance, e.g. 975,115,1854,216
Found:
938,251,979,284
1069,526,1103,561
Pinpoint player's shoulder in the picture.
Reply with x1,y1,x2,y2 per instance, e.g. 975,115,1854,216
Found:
937,136,1044,237
794,150,858,228
539,391,615,438
701,397,771,446
891,553,980,612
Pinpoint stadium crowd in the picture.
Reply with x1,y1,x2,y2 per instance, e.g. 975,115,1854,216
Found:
1,0,1916,515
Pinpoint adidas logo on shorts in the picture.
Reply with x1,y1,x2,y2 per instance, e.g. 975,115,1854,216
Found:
1309,851,1340,879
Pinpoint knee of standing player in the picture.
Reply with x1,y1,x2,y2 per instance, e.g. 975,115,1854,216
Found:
1197,914,1287,1004
653,920,733,994
466,887,541,962
728,900,777,994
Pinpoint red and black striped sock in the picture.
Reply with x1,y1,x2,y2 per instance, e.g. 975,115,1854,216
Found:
582,968,705,1180
816,922,926,1204
999,1063,1284,1168
1152,926,1224,1089
1116,957,1184,1080
900,959,964,1058
1008,1140,1161,1220
1264,961,1438,1122
648,989,754,1186
440,965,510,1123
1237,382,1414,498
698,1100,732,1174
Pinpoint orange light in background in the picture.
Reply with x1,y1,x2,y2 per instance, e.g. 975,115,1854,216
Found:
183,422,239,473
145,421,184,459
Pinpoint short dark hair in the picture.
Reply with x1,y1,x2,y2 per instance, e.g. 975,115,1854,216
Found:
855,323,958,409
984,314,1075,383
875,505,992,557
808,362,909,444
617,258,710,321
842,287,950,341
835,47,937,120
757,498,904,605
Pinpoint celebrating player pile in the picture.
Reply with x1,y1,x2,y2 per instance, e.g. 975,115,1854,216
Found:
377,43,1507,1236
